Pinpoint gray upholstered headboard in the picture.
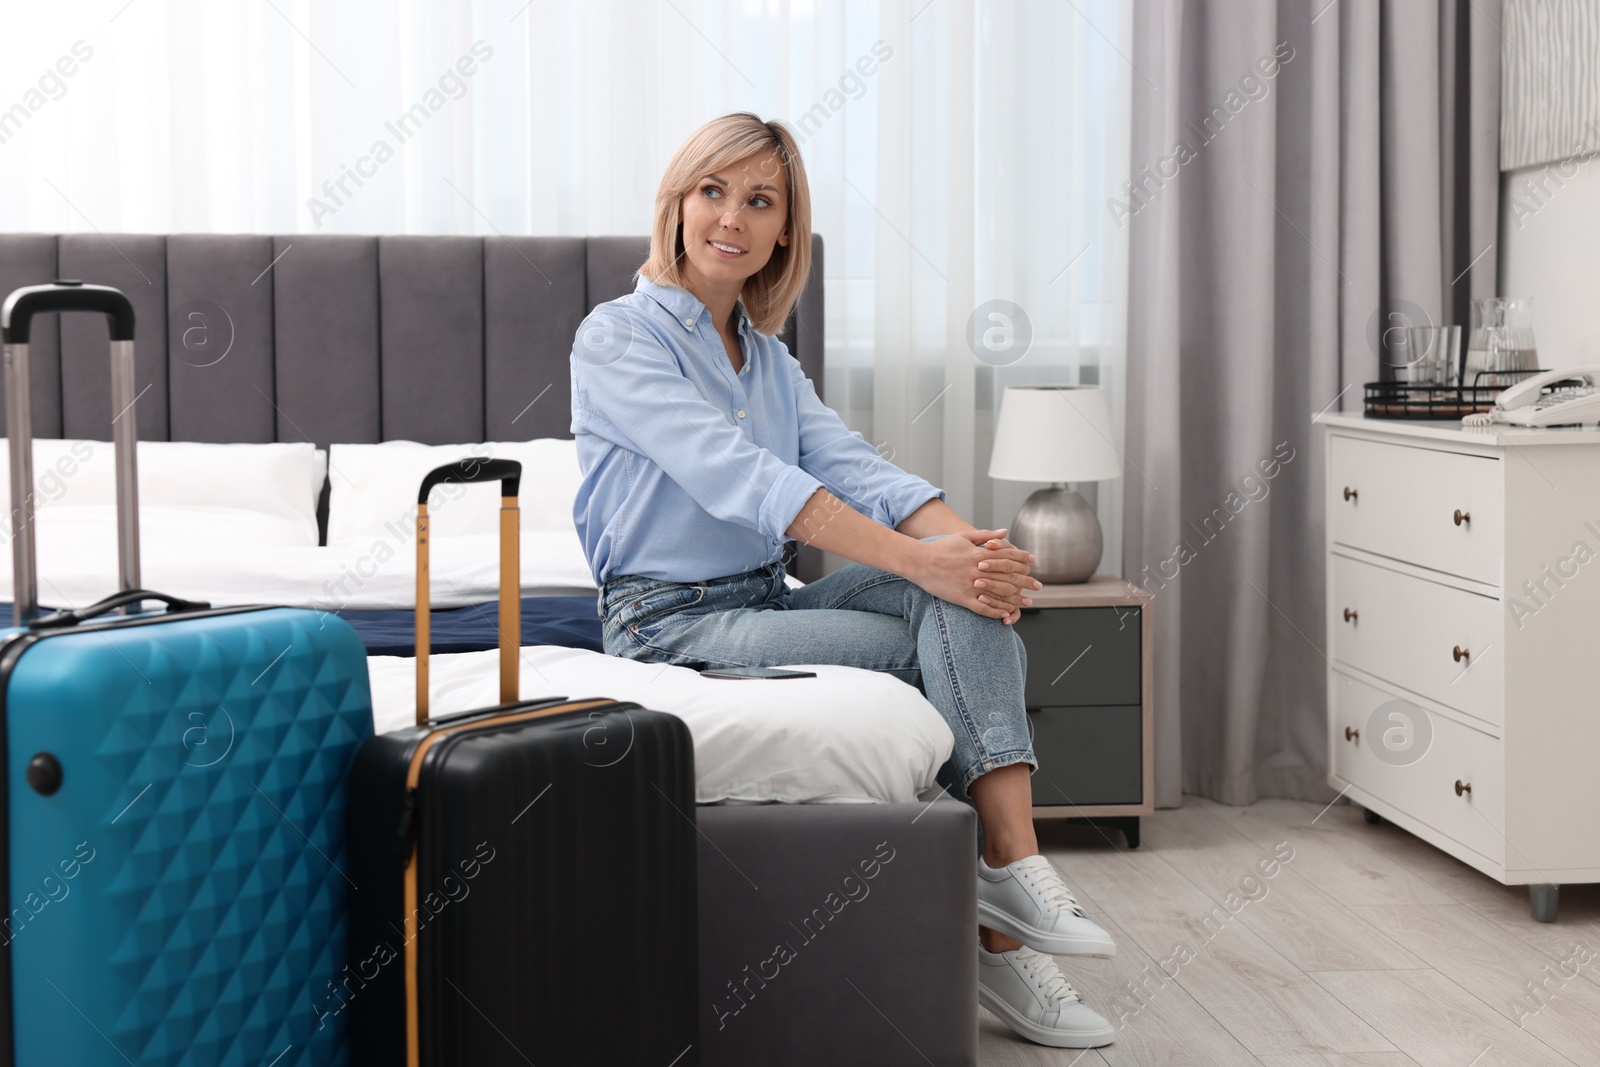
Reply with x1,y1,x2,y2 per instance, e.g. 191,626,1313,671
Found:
0,233,826,577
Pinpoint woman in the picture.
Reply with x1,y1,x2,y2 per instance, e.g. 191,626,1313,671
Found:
570,112,1117,1050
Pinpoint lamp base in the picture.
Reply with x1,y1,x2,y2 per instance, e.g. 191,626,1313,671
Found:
1010,486,1102,584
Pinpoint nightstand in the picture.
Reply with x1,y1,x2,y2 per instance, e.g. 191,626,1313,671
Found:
1012,575,1155,847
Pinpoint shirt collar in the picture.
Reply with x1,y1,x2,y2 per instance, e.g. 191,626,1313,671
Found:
636,275,752,336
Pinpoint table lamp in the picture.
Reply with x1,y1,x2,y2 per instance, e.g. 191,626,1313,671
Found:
987,385,1123,584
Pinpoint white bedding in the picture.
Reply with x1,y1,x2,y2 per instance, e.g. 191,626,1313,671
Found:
366,646,954,805
0,439,327,546
0,437,601,609
328,439,585,543
0,524,598,609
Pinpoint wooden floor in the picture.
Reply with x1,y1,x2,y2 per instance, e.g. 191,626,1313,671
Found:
978,796,1600,1066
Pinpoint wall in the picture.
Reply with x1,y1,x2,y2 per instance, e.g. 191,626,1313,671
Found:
1499,155,1600,365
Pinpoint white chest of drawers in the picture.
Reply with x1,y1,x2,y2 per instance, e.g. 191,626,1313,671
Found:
1320,414,1600,922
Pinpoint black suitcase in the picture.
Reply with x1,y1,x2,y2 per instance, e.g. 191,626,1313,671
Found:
345,458,699,1067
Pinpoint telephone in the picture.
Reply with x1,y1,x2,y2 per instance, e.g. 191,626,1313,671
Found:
1462,367,1600,427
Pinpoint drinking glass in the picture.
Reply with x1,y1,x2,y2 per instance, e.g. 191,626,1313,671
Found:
1405,325,1462,388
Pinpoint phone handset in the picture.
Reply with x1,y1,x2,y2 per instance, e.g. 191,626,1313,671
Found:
1462,367,1600,427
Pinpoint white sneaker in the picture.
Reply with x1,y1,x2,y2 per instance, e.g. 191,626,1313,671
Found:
978,943,1115,1048
977,854,1116,956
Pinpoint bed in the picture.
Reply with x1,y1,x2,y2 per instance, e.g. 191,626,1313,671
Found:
0,233,979,1066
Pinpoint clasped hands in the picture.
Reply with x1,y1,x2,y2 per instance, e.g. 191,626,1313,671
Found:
912,528,1041,625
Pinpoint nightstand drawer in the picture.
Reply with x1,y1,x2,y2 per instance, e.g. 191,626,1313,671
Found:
1330,553,1502,728
1013,606,1141,708
1330,435,1502,584
1027,705,1142,806
1330,672,1503,864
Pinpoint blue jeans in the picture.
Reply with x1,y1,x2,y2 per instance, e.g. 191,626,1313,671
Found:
597,549,1038,814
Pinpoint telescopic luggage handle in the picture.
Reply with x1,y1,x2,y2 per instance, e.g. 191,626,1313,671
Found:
1,281,142,625
1,281,136,345
415,458,522,724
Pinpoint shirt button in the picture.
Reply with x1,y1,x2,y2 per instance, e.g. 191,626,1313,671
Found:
737,409,747,419
683,317,695,328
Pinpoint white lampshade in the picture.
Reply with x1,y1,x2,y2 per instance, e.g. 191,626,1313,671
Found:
988,385,1123,483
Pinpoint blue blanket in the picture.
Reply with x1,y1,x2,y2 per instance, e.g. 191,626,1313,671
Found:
0,596,605,656
334,596,603,656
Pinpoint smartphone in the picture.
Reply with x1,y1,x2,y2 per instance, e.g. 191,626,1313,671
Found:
698,666,818,680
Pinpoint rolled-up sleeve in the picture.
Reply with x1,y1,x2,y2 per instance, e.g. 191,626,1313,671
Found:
785,353,945,528
572,309,824,542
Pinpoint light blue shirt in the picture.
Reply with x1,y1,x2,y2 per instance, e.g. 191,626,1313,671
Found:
570,276,945,584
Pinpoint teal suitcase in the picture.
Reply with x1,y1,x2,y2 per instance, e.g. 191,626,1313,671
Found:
0,282,374,1066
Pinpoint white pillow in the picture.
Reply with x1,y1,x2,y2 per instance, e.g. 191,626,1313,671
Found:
327,439,582,545
0,439,326,548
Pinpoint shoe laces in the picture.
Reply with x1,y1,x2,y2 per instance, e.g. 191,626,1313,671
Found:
1017,857,1088,918
1013,946,1083,1004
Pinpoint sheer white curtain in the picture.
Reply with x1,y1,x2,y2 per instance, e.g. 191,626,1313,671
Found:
1,0,1130,567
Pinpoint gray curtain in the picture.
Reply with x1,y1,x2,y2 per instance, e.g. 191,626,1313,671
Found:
1123,0,1501,807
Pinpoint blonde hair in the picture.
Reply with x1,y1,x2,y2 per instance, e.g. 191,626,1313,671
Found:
640,113,812,336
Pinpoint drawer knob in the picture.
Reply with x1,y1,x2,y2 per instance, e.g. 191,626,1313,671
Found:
1454,508,1470,526
1343,486,1358,501
1343,608,1358,623
1455,779,1472,797
1453,645,1470,662
1345,726,1359,742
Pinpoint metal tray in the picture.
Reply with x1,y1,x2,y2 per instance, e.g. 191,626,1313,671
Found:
1363,369,1545,419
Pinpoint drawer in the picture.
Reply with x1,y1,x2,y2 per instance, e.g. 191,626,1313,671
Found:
1013,606,1140,709
1329,435,1502,585
1330,554,1503,728
1330,671,1503,864
1026,705,1142,807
